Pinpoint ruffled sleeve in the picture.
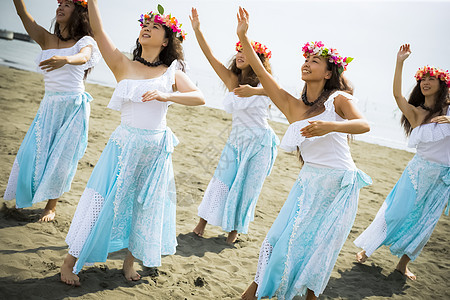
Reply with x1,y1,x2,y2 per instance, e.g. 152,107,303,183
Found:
323,90,358,112
408,108,450,148
76,36,101,70
107,80,128,111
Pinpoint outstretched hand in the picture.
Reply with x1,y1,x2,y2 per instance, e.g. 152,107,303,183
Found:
300,120,335,138
39,55,68,72
189,7,200,31
236,6,249,38
233,85,255,97
397,44,411,63
430,115,450,124
142,90,170,102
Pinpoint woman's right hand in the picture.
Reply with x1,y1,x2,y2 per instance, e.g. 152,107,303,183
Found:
189,8,200,31
397,44,411,63
236,6,249,38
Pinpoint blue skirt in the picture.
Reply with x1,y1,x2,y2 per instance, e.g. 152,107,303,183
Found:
198,126,279,234
354,154,450,261
4,91,92,207
255,164,372,299
65,124,179,274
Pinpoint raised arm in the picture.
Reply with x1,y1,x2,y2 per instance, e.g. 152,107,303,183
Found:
141,70,205,106
393,44,420,126
190,8,237,91
89,0,129,80
236,7,301,123
13,0,52,48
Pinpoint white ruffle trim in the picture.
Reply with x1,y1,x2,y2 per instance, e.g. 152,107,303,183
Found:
279,91,357,152
354,202,388,257
197,177,230,226
107,60,179,111
254,238,273,287
408,121,450,148
4,158,19,201
223,92,271,114
66,188,106,262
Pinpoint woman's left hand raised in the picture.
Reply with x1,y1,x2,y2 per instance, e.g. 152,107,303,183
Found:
300,120,335,137
430,115,450,124
39,55,68,71
236,6,249,37
142,90,170,102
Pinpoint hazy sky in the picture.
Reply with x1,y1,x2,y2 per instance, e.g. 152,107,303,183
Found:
1,0,449,148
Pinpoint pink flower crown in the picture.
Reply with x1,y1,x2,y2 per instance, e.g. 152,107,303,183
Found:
414,66,450,87
57,0,87,8
139,4,186,42
236,41,272,59
302,41,353,74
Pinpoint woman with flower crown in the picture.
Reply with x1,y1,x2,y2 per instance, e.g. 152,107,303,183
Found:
354,44,450,281
236,7,372,300
59,1,204,286
4,0,100,222
190,8,279,244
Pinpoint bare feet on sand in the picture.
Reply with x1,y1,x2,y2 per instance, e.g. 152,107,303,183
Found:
356,250,368,263
396,255,416,280
193,218,207,237
39,199,58,222
226,230,238,244
123,251,141,281
241,281,257,300
60,254,80,286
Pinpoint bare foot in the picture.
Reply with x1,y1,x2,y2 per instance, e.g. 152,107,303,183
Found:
395,266,416,280
123,251,141,281
226,230,238,244
39,198,58,222
356,250,368,263
60,254,80,286
193,218,207,237
241,281,257,300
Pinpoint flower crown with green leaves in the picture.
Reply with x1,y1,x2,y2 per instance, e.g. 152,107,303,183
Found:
414,66,450,87
302,41,353,74
57,0,87,8
236,41,272,59
138,4,186,42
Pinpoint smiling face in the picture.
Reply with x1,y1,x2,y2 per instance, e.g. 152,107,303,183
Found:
301,54,332,82
420,74,441,98
235,50,250,70
139,20,168,48
56,0,75,25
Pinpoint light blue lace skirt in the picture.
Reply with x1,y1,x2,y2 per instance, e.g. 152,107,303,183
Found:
197,126,279,234
354,154,450,261
254,164,372,299
4,91,92,207
65,124,179,274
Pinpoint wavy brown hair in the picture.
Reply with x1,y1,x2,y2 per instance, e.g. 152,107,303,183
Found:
228,52,272,87
401,79,449,136
132,26,186,72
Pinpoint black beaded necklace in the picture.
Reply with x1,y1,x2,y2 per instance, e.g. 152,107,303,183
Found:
301,88,322,106
56,31,71,42
134,56,164,67
419,103,432,111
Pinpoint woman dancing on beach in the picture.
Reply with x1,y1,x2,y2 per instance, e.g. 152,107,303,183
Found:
190,8,279,244
236,7,371,300
60,1,204,286
4,0,100,222
354,44,450,280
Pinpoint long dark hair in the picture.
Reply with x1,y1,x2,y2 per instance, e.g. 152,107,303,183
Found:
302,61,353,117
401,79,449,136
132,26,186,72
227,52,272,87
51,3,93,79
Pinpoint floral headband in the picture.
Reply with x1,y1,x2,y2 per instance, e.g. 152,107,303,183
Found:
414,66,450,87
139,4,186,42
302,41,353,74
57,0,87,8
236,41,272,59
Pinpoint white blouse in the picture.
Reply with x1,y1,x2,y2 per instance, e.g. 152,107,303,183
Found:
409,106,450,166
36,36,101,92
280,91,357,170
107,60,181,130
222,86,271,128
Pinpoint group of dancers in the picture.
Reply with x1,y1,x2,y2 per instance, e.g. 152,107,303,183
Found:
3,1,449,299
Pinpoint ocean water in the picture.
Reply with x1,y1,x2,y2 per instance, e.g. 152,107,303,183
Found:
0,38,413,152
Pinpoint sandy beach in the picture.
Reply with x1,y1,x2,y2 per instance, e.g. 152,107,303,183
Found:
0,65,448,299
